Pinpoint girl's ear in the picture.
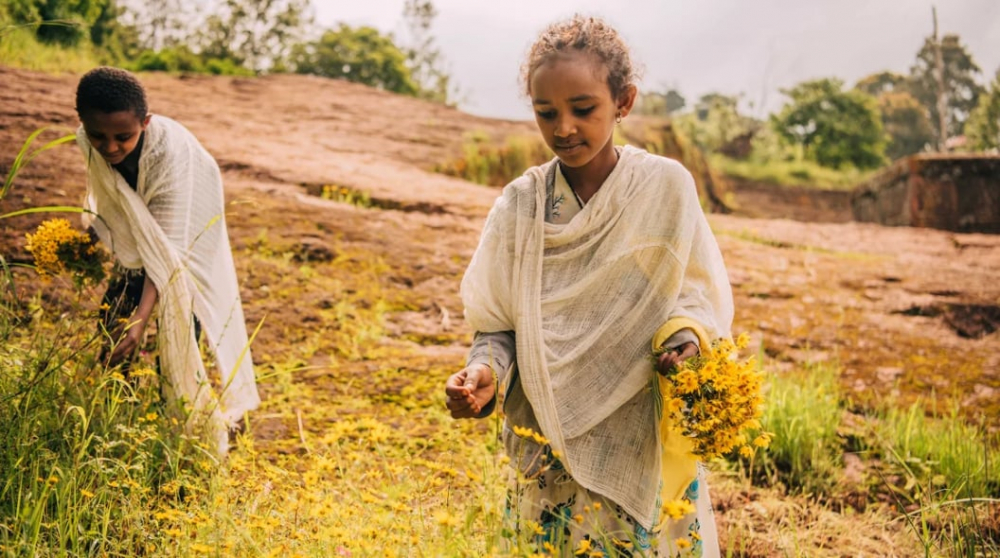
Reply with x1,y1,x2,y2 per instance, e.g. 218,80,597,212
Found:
617,85,638,119
141,114,152,128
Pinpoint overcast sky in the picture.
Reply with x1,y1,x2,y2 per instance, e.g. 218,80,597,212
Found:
313,0,1000,121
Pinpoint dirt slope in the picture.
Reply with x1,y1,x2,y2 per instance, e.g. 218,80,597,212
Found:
1,66,997,419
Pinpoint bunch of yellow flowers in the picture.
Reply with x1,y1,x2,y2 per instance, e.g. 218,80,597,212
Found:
655,333,772,461
25,218,107,287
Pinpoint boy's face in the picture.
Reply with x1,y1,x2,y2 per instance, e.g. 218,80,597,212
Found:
80,110,150,166
529,52,634,170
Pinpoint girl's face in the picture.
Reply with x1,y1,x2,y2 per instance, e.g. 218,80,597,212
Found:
530,52,635,172
80,110,150,165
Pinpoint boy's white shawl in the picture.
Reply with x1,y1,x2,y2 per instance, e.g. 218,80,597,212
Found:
78,115,260,457
461,146,733,527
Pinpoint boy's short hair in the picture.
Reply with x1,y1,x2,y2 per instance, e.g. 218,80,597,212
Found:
75,66,148,118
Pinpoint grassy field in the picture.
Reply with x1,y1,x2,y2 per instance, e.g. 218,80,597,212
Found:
1,104,997,556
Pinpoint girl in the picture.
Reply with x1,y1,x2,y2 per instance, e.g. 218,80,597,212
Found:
75,67,260,457
446,16,732,557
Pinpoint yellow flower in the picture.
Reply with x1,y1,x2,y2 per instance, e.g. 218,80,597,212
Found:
675,537,692,549
573,514,584,524
662,498,695,520
79,489,95,498
433,510,460,528
673,370,700,395
739,446,754,458
574,538,593,555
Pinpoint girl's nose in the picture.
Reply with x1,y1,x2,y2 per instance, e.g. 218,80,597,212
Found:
554,116,575,138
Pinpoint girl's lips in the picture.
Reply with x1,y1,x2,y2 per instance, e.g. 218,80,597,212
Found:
556,143,585,153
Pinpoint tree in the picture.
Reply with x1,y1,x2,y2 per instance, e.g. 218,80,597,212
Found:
400,0,455,104
855,71,908,97
118,0,197,51
676,93,756,154
854,74,935,160
199,0,310,72
635,89,685,117
910,33,985,141
6,0,112,46
965,69,1000,151
878,91,935,160
292,25,418,95
770,78,887,169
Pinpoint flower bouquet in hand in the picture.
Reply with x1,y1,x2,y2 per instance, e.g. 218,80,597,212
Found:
25,218,108,289
654,333,771,461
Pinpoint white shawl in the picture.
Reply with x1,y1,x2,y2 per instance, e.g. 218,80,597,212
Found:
462,146,733,527
79,115,260,457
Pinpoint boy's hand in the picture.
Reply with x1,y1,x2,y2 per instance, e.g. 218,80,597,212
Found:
445,364,495,419
106,320,145,367
656,341,699,375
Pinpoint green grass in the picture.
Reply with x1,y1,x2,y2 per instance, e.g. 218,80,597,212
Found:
0,24,99,73
711,153,877,191
744,363,844,495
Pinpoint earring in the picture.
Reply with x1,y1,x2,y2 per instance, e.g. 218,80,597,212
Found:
615,112,622,124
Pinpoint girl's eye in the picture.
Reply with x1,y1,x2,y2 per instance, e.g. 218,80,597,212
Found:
536,111,556,120
87,131,104,140
115,134,133,142
573,106,596,117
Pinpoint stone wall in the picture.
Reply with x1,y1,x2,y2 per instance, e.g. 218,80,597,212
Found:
851,155,1000,233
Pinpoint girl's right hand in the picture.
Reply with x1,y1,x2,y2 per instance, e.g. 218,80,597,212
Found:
445,364,495,419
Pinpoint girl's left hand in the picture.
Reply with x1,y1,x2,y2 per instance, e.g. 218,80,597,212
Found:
656,341,698,375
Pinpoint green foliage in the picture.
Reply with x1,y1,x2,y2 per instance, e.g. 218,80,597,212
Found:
770,78,887,169
292,24,419,95
0,24,100,72
198,0,310,73
909,34,985,139
965,70,1000,151
855,70,909,97
878,91,935,160
710,153,873,191
635,89,686,117
131,45,253,76
0,0,128,70
674,93,756,155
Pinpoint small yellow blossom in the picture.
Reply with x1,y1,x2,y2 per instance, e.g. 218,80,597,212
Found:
433,510,460,528
574,538,593,555
79,489,95,499
662,498,695,520
675,537,692,549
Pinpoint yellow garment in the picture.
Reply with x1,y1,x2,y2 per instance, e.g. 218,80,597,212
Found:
652,317,711,532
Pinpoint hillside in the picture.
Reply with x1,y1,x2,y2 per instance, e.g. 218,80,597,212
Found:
1,66,998,555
